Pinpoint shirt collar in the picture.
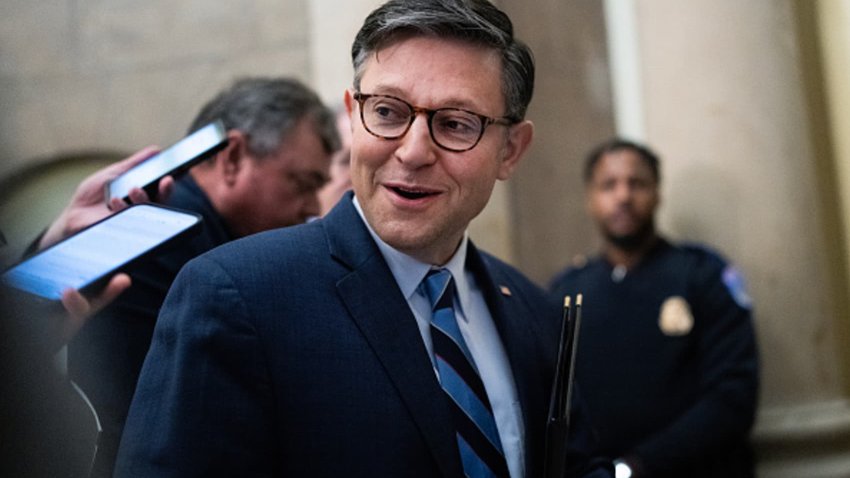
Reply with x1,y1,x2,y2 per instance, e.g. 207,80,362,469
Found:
352,196,471,313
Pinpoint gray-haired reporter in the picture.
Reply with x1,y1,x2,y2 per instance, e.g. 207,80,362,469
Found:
69,77,339,478
116,1,610,477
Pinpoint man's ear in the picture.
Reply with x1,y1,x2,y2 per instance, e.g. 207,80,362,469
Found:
217,130,250,186
497,120,534,181
344,89,355,117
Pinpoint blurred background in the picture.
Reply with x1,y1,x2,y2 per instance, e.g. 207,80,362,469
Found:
1,0,848,475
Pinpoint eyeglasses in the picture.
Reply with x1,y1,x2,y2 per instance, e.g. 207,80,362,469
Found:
353,92,516,153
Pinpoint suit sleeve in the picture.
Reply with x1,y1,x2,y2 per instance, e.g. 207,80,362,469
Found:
114,255,276,477
630,256,759,474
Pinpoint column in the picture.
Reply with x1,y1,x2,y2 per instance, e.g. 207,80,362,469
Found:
630,1,850,475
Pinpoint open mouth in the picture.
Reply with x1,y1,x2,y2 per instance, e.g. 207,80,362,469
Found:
390,186,438,200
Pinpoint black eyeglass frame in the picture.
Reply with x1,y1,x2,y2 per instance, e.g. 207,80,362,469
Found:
353,92,517,153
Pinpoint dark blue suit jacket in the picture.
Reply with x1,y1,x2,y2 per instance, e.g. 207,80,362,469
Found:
115,193,606,477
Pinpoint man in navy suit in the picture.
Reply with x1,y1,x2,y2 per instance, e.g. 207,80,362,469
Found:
116,1,609,476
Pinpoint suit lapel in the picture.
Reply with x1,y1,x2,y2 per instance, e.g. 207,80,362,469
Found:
323,194,463,477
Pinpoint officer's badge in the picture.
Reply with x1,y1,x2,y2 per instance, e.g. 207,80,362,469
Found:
658,296,693,336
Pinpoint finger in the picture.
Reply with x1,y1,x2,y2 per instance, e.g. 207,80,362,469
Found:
60,288,93,342
61,288,91,319
157,175,175,203
88,273,132,316
127,187,150,205
109,196,129,212
82,146,161,203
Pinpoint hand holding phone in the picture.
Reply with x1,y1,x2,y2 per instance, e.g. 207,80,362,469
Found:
3,204,202,302
53,273,132,344
106,121,228,204
38,147,170,251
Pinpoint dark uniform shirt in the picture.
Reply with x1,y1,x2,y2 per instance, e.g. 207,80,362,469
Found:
68,175,233,477
549,238,758,478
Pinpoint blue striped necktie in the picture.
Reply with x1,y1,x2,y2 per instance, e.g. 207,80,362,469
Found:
423,269,510,478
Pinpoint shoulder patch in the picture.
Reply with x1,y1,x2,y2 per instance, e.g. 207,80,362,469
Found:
722,265,752,309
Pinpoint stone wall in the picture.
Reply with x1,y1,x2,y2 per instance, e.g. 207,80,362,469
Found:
0,1,312,178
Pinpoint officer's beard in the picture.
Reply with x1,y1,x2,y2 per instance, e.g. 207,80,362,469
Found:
604,218,656,252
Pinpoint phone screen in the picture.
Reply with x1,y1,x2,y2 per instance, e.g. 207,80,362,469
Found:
107,121,227,203
2,205,200,300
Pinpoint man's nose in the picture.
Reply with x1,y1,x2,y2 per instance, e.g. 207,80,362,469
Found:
613,182,633,202
394,114,438,168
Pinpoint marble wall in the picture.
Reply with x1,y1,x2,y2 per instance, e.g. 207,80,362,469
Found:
0,0,312,178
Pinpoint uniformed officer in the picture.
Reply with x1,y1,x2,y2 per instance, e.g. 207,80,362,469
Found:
549,139,759,478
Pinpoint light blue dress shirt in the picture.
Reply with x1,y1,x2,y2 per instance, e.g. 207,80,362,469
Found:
353,198,526,478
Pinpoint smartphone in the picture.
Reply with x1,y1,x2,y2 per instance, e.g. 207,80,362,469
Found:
106,120,228,204
2,204,202,302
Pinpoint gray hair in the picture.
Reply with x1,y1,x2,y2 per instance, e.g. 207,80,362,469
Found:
351,0,535,121
189,77,340,157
